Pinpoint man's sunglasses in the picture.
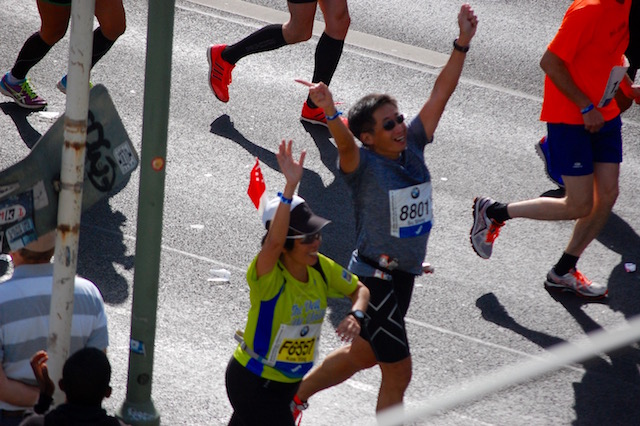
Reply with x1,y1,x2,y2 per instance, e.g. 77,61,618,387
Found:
287,232,322,244
382,114,405,131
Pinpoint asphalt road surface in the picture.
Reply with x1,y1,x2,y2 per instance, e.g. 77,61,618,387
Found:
1,0,640,425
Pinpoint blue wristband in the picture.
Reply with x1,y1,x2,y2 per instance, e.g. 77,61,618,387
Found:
326,111,342,121
580,103,594,114
277,192,293,204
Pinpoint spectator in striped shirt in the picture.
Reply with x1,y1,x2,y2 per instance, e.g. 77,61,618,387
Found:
0,231,108,426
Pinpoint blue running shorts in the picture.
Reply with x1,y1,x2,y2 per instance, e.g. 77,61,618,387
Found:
546,115,622,177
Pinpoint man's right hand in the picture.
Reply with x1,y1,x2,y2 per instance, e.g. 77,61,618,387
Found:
30,351,55,397
582,108,605,133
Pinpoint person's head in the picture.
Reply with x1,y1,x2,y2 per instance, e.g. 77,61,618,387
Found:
262,195,330,265
348,93,407,159
9,231,56,266
60,347,112,406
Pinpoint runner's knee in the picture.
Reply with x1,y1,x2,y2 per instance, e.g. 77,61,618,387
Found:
323,7,350,38
380,358,412,390
566,199,593,219
40,22,68,45
282,23,313,43
99,20,126,41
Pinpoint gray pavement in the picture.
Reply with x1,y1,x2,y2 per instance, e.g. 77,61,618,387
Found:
1,0,640,425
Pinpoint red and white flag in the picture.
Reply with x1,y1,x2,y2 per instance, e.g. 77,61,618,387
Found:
247,158,267,216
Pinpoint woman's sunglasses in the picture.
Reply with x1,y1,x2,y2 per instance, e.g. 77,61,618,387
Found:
382,114,405,131
287,232,322,244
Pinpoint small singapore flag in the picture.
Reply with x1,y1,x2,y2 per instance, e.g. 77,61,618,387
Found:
247,158,268,216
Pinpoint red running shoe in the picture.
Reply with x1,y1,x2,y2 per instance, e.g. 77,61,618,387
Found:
300,101,348,127
290,394,308,425
207,44,234,103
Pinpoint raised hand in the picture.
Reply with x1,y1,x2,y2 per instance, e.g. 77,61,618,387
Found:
295,79,336,113
276,139,306,189
458,4,478,45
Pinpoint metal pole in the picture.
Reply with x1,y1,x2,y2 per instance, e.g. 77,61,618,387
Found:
47,0,95,406
376,316,640,426
118,1,175,424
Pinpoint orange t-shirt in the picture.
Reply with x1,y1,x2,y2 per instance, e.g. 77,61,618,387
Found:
540,0,630,124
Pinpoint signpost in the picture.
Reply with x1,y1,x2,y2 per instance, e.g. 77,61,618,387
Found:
118,1,176,424
47,0,95,405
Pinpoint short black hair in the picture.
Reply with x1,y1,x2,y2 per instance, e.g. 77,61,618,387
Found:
61,347,111,406
348,94,398,144
17,248,54,264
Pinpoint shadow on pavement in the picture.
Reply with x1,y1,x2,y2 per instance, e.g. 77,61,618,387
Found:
476,292,640,426
78,198,134,305
211,114,357,328
596,212,640,319
0,102,42,149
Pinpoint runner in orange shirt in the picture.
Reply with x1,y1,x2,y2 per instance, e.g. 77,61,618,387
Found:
536,0,640,189
470,0,640,299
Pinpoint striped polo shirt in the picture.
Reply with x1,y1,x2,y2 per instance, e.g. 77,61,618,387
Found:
0,263,109,411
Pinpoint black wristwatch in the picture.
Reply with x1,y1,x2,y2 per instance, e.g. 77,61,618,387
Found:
349,310,365,324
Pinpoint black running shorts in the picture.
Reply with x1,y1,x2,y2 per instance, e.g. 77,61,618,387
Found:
360,271,415,363
226,357,299,426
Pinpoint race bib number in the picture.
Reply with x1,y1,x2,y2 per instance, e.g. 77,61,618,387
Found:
269,323,322,365
598,63,629,108
389,182,433,238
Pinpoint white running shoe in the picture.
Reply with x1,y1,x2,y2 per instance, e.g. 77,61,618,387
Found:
470,197,504,259
544,268,608,299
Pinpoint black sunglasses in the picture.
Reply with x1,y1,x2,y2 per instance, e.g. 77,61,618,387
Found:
382,114,405,131
287,232,322,244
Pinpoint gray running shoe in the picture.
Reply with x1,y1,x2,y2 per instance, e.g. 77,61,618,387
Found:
470,197,504,259
544,268,608,299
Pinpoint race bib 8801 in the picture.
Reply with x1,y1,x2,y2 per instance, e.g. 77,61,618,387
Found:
388,182,433,238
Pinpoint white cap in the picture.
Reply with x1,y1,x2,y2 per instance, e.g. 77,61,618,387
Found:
261,195,330,235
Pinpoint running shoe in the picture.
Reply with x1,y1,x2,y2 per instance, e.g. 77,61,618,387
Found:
290,394,308,425
534,136,564,188
300,101,348,127
56,75,94,94
470,197,504,259
301,101,328,126
207,44,234,103
544,267,608,299
0,72,47,109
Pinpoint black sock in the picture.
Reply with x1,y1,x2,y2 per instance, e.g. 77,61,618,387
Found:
486,202,510,223
222,24,287,65
554,253,579,276
11,32,53,80
91,27,116,68
306,32,344,108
